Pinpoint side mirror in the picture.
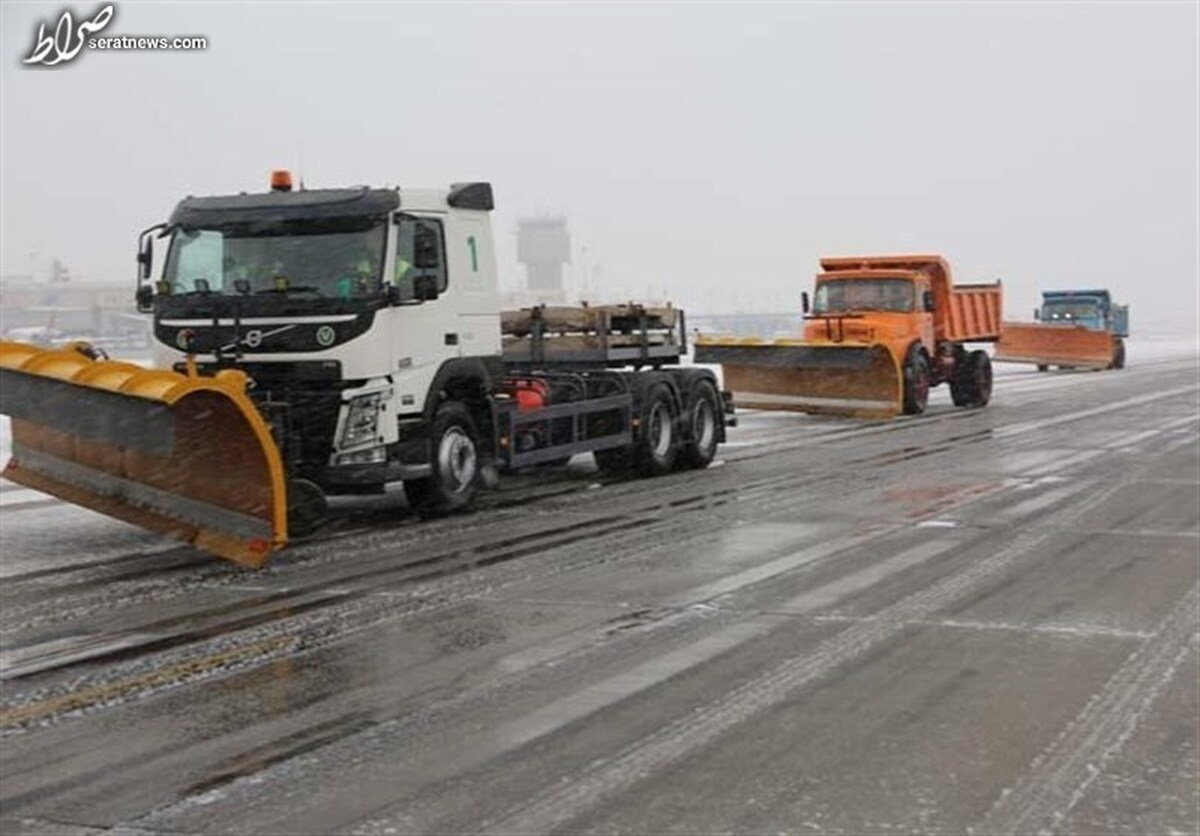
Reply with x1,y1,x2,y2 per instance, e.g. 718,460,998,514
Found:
413,227,441,270
135,284,154,313
801,291,810,314
137,238,153,281
413,274,439,301
922,290,935,312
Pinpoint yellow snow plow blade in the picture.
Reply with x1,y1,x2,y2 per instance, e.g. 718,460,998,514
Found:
0,342,287,567
694,339,903,419
995,322,1114,370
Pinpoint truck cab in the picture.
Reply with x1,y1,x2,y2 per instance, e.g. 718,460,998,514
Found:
1036,290,1129,337
804,269,936,354
140,177,504,498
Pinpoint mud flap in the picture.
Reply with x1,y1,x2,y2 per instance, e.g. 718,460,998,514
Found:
694,341,903,419
0,342,287,567
994,323,1115,370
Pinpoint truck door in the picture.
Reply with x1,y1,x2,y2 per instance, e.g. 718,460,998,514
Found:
445,214,502,358
916,277,936,349
388,214,461,411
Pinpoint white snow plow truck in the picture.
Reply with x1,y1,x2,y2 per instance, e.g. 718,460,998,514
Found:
0,174,732,567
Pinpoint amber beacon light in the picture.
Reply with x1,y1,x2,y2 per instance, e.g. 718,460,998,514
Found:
270,169,293,192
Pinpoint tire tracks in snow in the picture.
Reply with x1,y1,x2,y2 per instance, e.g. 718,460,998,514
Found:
972,583,1199,836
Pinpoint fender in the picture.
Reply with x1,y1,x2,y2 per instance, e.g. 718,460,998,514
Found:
422,355,505,420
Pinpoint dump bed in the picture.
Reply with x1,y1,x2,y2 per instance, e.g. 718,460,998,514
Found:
942,283,1003,343
1112,305,1130,337
500,303,684,367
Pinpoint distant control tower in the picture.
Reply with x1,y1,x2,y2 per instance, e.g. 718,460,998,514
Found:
517,217,571,295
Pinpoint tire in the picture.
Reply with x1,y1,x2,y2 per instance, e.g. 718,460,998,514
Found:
1110,338,1126,370
286,478,327,537
1036,364,1049,373
902,347,930,415
680,380,720,469
950,350,993,408
634,383,680,476
403,402,480,513
968,350,993,407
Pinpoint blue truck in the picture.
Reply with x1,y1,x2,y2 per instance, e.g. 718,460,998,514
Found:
996,289,1129,371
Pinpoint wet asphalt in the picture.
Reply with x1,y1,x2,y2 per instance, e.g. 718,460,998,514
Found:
0,345,1196,835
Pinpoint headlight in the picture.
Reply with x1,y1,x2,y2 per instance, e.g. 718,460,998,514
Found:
342,392,382,448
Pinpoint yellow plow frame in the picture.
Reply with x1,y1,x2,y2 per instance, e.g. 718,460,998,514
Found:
994,323,1116,370
0,342,287,567
694,339,904,419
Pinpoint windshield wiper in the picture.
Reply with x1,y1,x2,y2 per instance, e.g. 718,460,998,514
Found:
254,285,325,298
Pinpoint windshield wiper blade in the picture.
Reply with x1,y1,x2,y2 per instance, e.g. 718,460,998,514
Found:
254,285,325,297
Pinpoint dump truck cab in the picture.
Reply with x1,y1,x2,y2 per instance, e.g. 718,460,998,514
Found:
140,177,502,495
1036,290,1128,337
804,268,936,354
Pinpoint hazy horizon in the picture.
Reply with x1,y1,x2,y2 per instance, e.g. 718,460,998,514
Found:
2,2,1196,331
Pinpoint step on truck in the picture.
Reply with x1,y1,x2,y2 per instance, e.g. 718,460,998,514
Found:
694,254,1002,418
995,289,1128,371
0,174,732,568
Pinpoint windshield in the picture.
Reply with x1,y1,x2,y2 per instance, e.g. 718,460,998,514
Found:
813,279,914,314
1043,301,1099,320
163,218,387,298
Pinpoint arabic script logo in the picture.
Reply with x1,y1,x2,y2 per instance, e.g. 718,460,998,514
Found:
23,4,114,67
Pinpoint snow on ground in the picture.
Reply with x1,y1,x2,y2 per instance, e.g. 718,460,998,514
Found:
0,333,1194,552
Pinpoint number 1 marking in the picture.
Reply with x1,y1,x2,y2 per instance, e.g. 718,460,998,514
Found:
468,236,478,272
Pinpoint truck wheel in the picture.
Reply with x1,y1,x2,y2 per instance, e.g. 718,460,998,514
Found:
287,478,327,538
635,384,679,476
1110,338,1126,370
902,349,930,415
950,350,992,408
1036,364,1049,372
680,380,720,469
403,402,480,513
967,350,993,406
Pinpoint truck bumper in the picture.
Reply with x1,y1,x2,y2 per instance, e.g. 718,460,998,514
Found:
321,460,433,493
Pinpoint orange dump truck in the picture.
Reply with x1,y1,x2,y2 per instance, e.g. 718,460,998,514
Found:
694,255,1003,418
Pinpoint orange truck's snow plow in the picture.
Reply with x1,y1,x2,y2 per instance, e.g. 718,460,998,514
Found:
695,255,1002,419
0,341,287,567
692,339,903,419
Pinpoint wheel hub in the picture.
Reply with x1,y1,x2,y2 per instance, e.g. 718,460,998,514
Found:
439,427,478,493
648,403,672,459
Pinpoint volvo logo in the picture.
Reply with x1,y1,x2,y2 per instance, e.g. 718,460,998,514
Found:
217,323,297,353
315,325,336,347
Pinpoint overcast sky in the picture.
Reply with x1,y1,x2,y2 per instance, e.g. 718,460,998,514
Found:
1,2,1196,330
